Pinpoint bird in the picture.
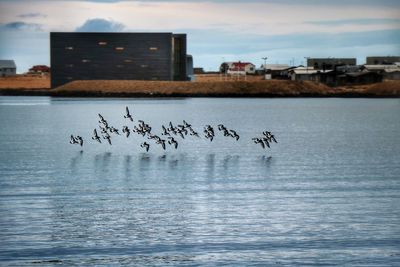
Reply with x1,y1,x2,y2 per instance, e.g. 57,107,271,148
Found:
122,126,130,138
141,142,150,152
76,136,83,147
92,129,101,143
156,139,166,150
229,130,240,141
161,125,170,136
98,113,106,124
103,133,112,145
69,134,78,144
110,126,120,135
189,128,199,137
168,137,178,149
124,106,134,121
218,124,227,131
262,137,270,148
252,138,265,149
183,120,191,128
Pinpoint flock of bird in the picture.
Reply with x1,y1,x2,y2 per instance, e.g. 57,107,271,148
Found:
70,106,278,152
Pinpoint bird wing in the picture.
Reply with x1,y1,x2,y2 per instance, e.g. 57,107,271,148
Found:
126,106,130,115
260,141,265,149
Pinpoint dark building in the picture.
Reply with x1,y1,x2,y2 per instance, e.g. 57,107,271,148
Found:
50,32,187,88
307,58,356,70
366,56,400,65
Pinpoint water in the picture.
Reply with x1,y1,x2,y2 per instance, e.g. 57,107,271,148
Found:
0,96,399,266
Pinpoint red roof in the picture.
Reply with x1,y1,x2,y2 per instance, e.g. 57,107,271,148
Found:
29,65,50,72
230,62,254,71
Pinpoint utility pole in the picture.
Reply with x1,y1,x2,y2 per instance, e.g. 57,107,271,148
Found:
304,57,310,73
262,57,268,79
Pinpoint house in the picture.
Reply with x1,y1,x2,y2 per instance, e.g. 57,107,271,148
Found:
50,32,187,88
363,64,400,73
221,62,256,75
262,64,290,79
0,60,17,77
29,65,50,74
337,71,383,85
288,67,318,81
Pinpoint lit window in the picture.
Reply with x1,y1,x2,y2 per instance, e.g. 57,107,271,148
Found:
98,41,107,45
65,46,74,50
141,64,148,68
124,59,132,63
149,47,158,51
115,47,124,51
82,59,91,63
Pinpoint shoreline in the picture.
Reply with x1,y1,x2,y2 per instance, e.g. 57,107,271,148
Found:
0,80,399,98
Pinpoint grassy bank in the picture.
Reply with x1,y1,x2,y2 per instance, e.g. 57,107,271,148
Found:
1,79,399,97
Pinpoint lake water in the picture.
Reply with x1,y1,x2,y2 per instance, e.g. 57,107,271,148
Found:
0,96,399,266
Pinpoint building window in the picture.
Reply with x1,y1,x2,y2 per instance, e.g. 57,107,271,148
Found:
115,47,124,51
65,46,74,50
98,41,107,45
66,64,74,67
141,64,148,68
82,59,91,63
124,59,132,63
149,47,158,51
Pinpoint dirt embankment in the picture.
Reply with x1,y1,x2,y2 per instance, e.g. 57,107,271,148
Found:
51,79,337,97
51,79,400,97
0,75,399,97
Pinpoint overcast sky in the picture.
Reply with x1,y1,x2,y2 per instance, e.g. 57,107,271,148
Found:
0,0,399,72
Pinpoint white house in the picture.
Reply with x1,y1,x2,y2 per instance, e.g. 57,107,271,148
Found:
225,62,256,75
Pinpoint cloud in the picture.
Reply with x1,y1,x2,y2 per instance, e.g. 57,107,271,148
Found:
306,18,400,26
75,18,125,32
1,21,43,31
17,12,47,18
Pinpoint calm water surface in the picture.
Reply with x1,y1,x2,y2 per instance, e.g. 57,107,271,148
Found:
0,96,399,266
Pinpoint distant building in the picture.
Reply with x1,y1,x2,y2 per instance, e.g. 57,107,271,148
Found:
193,67,205,74
0,60,16,77
29,65,50,74
50,32,187,88
338,72,382,85
307,58,356,70
366,56,400,65
186,55,194,81
222,62,256,75
262,64,291,79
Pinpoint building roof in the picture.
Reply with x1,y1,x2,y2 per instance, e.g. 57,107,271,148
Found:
364,64,400,71
262,64,289,70
0,60,16,69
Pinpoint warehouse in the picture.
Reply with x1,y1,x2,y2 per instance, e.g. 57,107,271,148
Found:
50,32,187,88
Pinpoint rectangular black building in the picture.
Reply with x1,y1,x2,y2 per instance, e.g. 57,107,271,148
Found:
50,32,187,88
307,58,356,70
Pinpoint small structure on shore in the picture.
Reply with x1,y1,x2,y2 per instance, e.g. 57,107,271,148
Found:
29,65,50,76
0,60,16,77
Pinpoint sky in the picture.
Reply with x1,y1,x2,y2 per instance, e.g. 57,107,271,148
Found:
0,0,399,73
